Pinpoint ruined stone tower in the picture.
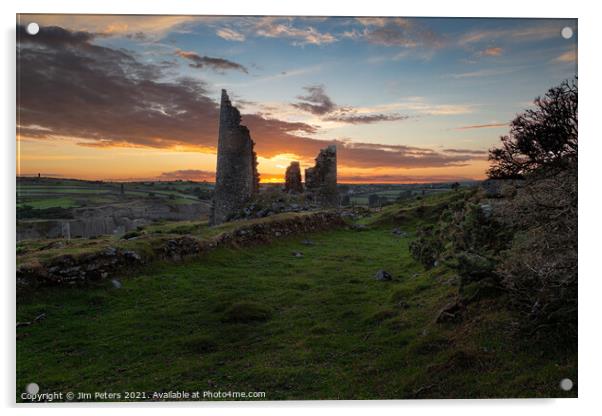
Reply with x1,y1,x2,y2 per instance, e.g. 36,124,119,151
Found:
305,145,338,207
284,161,303,193
210,90,259,225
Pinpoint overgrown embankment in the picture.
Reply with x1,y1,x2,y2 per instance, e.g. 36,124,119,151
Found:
17,211,345,292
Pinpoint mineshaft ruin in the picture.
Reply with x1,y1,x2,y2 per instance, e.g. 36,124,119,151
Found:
210,90,259,225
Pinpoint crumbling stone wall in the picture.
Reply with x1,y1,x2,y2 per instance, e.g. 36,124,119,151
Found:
211,90,259,225
17,211,346,292
305,145,338,207
284,161,303,193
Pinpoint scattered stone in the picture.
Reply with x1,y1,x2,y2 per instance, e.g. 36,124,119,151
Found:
374,270,393,281
111,279,122,289
123,250,141,262
391,228,408,237
16,313,46,329
479,203,493,219
163,236,201,260
17,211,347,293
39,241,67,251
301,239,315,246
350,223,368,231
292,251,304,258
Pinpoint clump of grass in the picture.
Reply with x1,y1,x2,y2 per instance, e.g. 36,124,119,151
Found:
221,301,272,323
390,287,412,303
408,333,452,356
121,231,143,240
290,281,311,290
181,334,218,353
171,223,204,235
366,308,397,323
310,324,331,335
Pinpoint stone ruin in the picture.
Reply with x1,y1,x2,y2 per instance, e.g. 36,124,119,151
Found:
210,90,259,225
210,90,339,224
305,145,339,207
284,161,303,193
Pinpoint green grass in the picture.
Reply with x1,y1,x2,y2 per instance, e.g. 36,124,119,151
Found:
16,212,318,268
16,219,576,401
18,197,80,209
16,178,207,210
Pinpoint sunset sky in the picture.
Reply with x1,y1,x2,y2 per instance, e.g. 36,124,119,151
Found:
16,15,577,183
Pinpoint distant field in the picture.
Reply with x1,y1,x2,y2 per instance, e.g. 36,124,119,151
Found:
17,178,213,209
348,188,450,206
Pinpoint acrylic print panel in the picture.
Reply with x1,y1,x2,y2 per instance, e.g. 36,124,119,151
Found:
16,14,577,402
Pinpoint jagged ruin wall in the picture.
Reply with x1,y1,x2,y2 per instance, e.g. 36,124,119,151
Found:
305,145,339,207
284,161,303,193
211,90,259,225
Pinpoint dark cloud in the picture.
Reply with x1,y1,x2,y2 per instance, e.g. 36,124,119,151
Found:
175,49,248,73
359,18,443,49
365,26,419,48
334,141,473,169
291,85,336,115
18,26,216,148
17,25,484,171
453,123,507,130
18,24,97,46
324,112,409,124
292,85,407,125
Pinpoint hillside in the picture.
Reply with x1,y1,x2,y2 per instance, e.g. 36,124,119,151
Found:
16,191,577,400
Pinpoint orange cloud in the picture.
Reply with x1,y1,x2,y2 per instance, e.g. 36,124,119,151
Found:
555,50,577,63
481,47,503,56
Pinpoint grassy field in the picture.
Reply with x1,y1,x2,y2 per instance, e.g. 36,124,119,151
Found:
17,177,210,210
16,194,577,401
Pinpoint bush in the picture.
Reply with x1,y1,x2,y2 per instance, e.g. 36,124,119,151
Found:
409,200,511,274
486,78,577,343
495,169,577,342
409,225,443,268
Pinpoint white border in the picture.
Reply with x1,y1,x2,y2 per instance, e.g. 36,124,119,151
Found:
2,1,599,415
